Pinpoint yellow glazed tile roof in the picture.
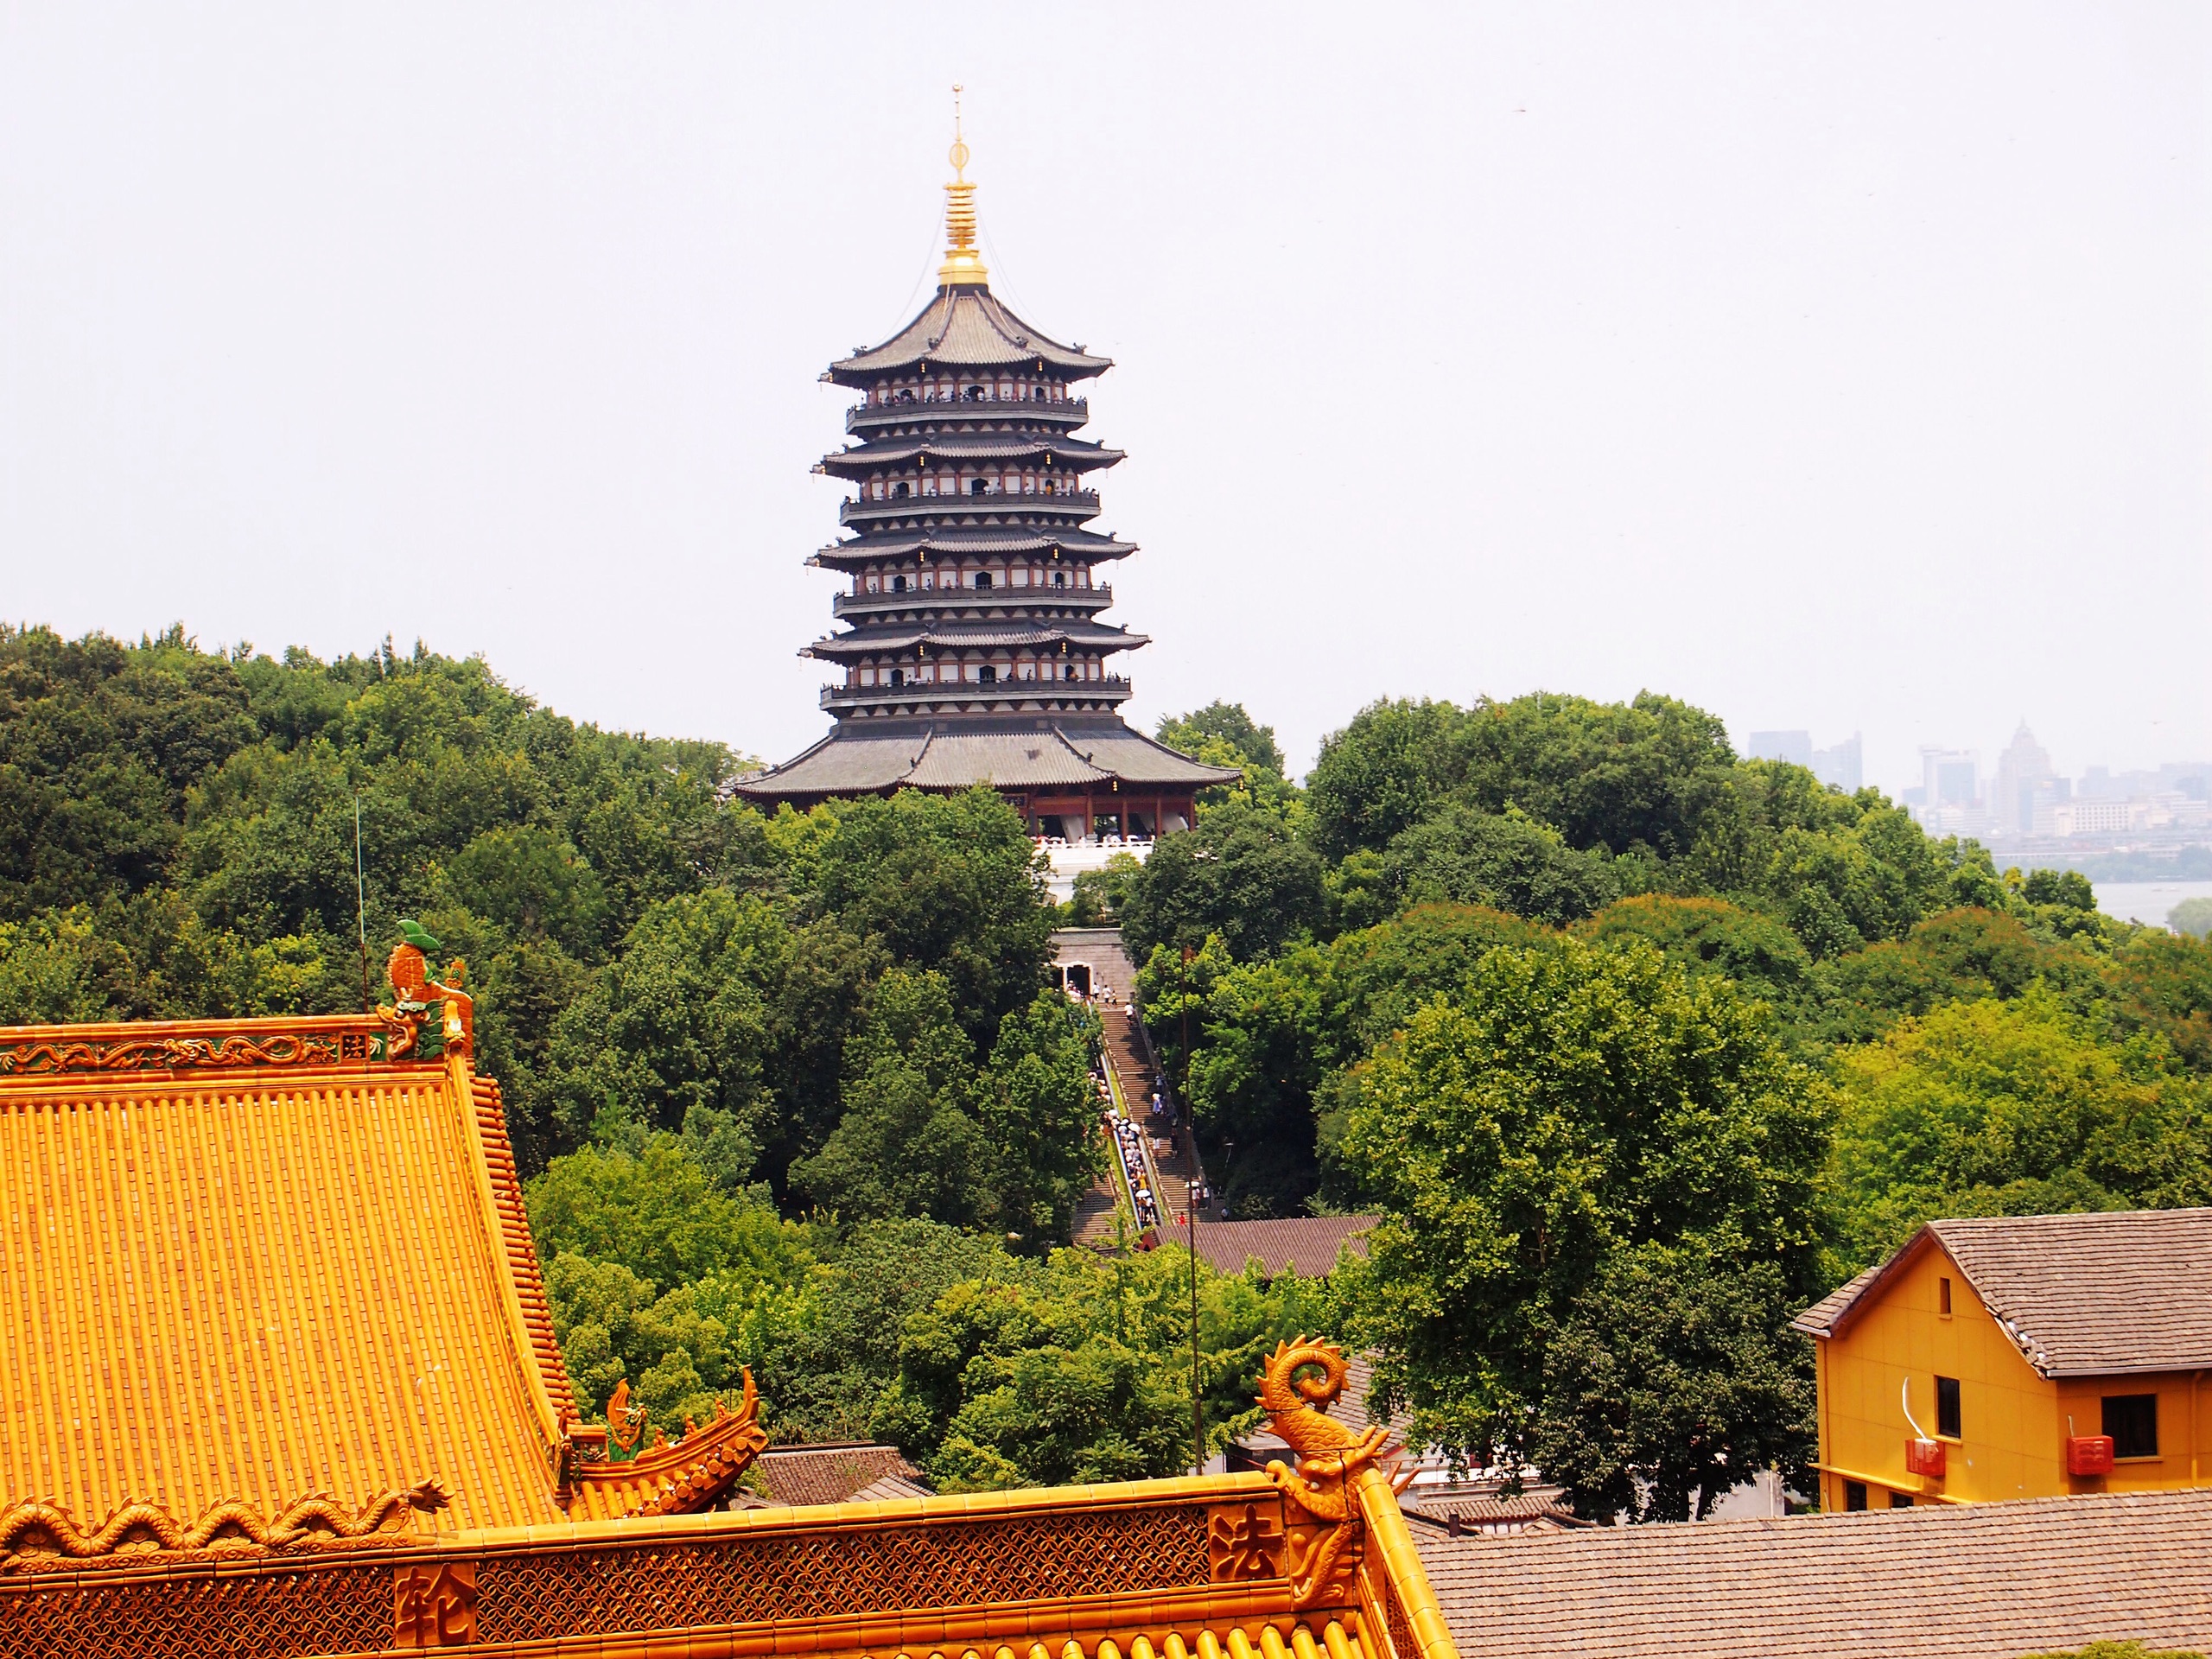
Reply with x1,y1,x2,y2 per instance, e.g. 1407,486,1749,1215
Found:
0,1017,572,1533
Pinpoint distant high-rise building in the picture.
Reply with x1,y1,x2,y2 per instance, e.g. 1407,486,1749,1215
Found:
1921,747,1980,817
1993,721,2056,836
1748,730,1814,767
1812,733,1863,794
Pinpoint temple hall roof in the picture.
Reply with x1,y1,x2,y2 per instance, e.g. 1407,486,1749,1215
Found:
730,716,1241,804
829,287,1112,386
0,1010,771,1540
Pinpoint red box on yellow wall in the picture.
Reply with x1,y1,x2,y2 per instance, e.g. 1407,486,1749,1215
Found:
2066,1435,2115,1476
1905,1437,1948,1478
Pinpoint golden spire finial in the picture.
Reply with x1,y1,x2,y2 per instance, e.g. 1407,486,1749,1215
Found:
938,83,988,288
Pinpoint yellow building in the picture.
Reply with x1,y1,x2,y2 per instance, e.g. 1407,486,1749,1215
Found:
1791,1211,2212,1511
0,962,1455,1658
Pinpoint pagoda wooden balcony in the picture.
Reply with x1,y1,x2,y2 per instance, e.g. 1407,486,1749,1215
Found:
832,584,1111,620
821,676,1132,712
839,490,1101,527
848,396,1087,434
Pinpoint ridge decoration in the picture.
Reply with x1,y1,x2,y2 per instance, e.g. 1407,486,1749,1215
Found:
0,1017,399,1076
379,923,474,1061
0,1479,452,1567
1255,1338,1394,1609
570,1370,772,1518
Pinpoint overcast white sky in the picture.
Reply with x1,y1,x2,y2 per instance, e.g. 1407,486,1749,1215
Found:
3,3,2205,792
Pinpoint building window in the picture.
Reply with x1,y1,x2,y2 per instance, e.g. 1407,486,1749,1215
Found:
888,668,906,688
1845,1481,1867,1512
2103,1394,2158,1459
978,664,997,684
1936,1376,1961,1440
974,571,993,589
1938,1276,1952,1316
1888,1491,1913,1509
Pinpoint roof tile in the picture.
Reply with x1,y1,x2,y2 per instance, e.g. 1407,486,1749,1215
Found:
1419,1485,2212,1658
1794,1208,2212,1376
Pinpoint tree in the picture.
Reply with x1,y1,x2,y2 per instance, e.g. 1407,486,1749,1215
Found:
1382,804,1618,925
791,969,991,1225
1157,702,1286,778
2107,929,2212,1071
873,1244,1331,1489
526,1135,810,1290
1156,701,1301,818
2023,868,2096,912
1119,799,1326,963
1134,905,1556,1218
1529,1240,1816,1521
799,788,1053,1040
975,991,1107,1248
1828,988,2212,1270
1812,906,2099,1046
1306,698,1471,861
1334,938,1830,1506
1581,896,1812,1012
540,889,792,1174
2173,897,2212,942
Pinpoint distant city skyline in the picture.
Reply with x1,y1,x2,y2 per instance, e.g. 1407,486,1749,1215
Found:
1740,718,2209,817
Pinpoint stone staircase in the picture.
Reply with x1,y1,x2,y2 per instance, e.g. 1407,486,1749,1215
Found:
1054,928,1217,1246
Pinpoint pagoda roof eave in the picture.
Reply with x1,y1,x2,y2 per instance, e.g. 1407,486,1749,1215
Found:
732,715,1243,801
828,288,1112,385
810,531,1138,569
804,623,1149,659
818,434,1126,478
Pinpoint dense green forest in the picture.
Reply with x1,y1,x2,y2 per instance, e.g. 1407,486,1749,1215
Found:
7,625,2210,1519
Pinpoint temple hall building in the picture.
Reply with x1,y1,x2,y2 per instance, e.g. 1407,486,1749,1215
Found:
733,126,1236,840
0,958,1455,1659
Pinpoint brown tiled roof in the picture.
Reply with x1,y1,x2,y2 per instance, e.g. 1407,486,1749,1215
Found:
1401,1480,1584,1532
1189,1216,1376,1280
753,1444,924,1510
1791,1207,2212,1377
1418,1486,2212,1658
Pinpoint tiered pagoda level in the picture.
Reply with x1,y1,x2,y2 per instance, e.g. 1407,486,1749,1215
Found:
736,132,1236,839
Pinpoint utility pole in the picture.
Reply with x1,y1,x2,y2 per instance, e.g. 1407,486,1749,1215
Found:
355,793,371,1013
1182,944,1203,1476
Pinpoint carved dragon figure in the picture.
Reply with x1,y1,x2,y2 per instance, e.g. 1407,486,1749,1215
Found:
1256,1338,1393,1607
0,1479,451,1565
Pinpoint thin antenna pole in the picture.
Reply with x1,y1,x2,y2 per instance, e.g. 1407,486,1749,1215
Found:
355,792,371,1014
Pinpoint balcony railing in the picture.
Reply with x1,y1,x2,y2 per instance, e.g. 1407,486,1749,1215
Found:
848,396,1088,434
822,677,1132,711
831,583,1111,618
840,490,1100,525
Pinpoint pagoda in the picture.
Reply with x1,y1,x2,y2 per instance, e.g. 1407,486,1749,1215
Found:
734,116,1236,840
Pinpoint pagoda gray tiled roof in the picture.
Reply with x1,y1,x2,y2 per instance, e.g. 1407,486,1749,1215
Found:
805,620,1146,658
730,718,1239,802
815,528,1136,564
1789,1206,2212,1378
820,433,1124,473
830,289,1110,384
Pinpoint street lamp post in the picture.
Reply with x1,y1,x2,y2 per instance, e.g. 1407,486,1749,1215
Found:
1181,944,1203,1477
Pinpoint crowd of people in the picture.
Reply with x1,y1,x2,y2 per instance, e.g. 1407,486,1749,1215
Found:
1109,1110,1162,1234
